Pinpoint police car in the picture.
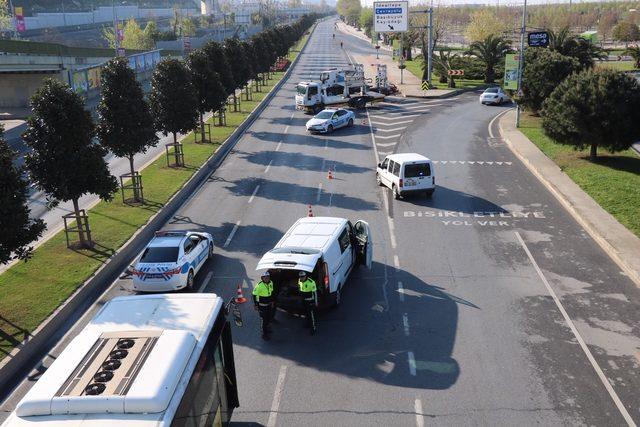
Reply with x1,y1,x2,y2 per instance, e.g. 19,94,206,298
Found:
131,230,214,292
305,108,355,133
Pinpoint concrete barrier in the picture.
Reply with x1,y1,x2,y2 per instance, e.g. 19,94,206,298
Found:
0,22,316,400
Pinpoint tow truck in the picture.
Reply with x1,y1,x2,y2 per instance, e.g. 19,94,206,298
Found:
295,64,387,114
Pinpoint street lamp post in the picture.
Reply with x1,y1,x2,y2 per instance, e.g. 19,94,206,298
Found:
515,0,527,128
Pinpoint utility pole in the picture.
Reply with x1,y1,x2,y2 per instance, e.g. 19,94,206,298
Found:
427,7,433,87
515,0,527,127
112,0,119,55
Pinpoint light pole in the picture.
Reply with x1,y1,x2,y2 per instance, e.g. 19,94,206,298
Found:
515,0,527,128
427,7,433,87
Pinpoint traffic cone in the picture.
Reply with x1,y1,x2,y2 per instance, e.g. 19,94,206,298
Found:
235,283,247,304
307,205,314,217
327,168,333,180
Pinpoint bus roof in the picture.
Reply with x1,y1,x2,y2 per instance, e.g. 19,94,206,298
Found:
5,294,223,427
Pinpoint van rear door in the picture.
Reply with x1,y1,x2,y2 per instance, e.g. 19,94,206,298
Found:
353,221,372,269
403,161,433,190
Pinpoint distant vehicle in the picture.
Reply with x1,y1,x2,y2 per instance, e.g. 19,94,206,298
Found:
305,108,355,133
376,153,436,199
4,293,240,426
479,87,508,105
131,230,214,292
257,216,372,312
295,65,385,113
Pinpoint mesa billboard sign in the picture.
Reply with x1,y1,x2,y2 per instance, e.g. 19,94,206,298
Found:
528,31,549,48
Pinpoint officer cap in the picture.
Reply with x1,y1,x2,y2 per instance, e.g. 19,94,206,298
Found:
261,271,270,278
298,271,307,277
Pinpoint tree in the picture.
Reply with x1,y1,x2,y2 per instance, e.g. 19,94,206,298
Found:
613,21,640,46
521,48,581,114
202,41,235,96
143,20,159,47
541,69,640,161
548,27,605,69
432,50,460,88
23,79,117,248
359,8,373,38
224,37,253,104
96,57,158,202
624,45,640,69
337,0,361,27
180,17,196,37
149,59,198,166
465,9,506,42
597,12,617,45
466,34,511,83
186,49,225,143
103,18,154,50
0,0,11,33
0,125,45,264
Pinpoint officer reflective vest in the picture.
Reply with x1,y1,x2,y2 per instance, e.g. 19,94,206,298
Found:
298,277,317,303
253,280,273,305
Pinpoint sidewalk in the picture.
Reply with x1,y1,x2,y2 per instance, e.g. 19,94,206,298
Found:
337,22,457,99
499,109,640,287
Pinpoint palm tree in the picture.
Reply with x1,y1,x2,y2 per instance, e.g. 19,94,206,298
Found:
466,35,511,83
432,50,459,88
548,27,606,69
624,45,640,69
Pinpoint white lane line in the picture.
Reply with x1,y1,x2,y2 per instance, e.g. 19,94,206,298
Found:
377,127,407,133
264,160,273,174
397,281,405,301
283,125,290,134
378,150,392,156
377,141,396,147
515,231,636,427
488,108,513,139
415,399,424,427
408,351,417,376
393,255,400,269
267,365,288,427
324,139,329,150
316,183,323,202
366,108,379,164
380,185,397,249
369,114,420,121
223,221,241,248
248,185,260,203
375,134,401,140
275,141,282,151
370,119,414,126
198,271,213,292
290,112,295,120
403,313,410,336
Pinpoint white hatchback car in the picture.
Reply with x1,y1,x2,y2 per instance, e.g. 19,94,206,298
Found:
479,87,508,105
305,108,355,133
131,230,214,292
376,153,436,199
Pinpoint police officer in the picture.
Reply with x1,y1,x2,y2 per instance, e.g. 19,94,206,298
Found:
253,272,274,340
298,271,318,335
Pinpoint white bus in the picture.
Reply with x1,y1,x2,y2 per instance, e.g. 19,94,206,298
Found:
3,293,240,427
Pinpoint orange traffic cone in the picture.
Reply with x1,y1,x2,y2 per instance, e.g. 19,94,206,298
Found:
235,284,247,304
307,205,314,217
327,168,333,180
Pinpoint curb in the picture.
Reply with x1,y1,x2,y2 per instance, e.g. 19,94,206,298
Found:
498,109,640,288
404,85,490,99
0,22,317,400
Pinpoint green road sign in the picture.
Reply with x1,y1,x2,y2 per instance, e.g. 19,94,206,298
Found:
504,54,519,90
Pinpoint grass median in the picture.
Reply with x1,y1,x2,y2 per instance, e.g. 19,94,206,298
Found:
519,113,640,238
0,30,311,362
403,59,486,90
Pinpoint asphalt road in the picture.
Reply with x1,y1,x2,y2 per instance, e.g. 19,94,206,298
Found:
2,18,639,426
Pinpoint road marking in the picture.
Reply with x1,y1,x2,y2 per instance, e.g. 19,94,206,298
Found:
380,187,397,249
376,141,396,147
369,114,419,121
370,119,414,126
324,139,329,150
264,160,273,174
267,365,288,427
223,221,241,248
403,313,410,336
290,112,295,120
431,160,512,166
415,399,424,427
393,255,400,269
515,231,636,427
365,108,379,164
198,271,213,292
375,134,401,140
248,185,260,203
275,141,282,151
488,108,512,138
283,125,290,134
316,183,323,202
398,281,405,302
408,351,416,376
377,127,407,133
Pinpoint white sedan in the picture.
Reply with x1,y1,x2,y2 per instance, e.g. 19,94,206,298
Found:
131,230,213,292
479,87,508,105
305,108,355,133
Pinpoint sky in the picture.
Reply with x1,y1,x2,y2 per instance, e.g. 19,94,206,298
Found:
360,0,632,6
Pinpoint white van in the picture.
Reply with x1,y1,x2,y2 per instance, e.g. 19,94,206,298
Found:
256,217,372,312
376,153,435,199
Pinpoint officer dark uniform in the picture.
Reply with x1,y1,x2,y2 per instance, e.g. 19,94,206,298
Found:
253,272,274,340
298,271,318,335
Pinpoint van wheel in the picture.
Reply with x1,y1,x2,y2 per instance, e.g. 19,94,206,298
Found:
393,185,401,200
376,173,383,186
426,189,434,198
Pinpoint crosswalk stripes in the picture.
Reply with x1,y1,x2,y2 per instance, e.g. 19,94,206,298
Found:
375,134,402,139
432,161,513,166
377,127,408,133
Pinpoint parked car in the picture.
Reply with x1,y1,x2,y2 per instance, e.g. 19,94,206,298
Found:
131,230,214,292
479,87,508,105
376,153,436,199
257,217,372,312
305,108,355,133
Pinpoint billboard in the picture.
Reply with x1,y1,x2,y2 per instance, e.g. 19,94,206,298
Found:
504,54,519,90
528,31,549,48
373,1,408,33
